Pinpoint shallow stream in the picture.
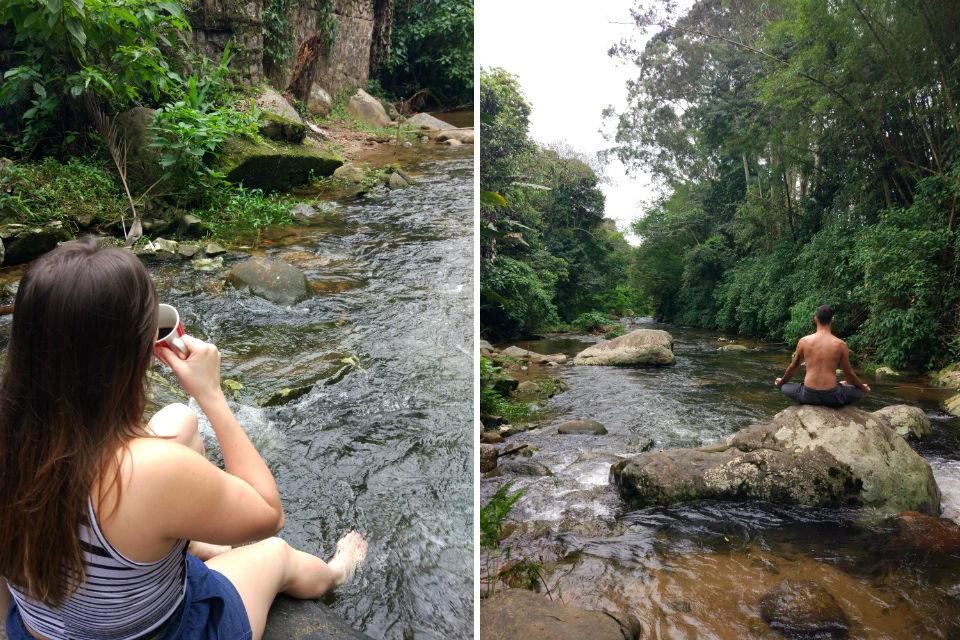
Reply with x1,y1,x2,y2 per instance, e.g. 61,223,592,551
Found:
0,145,474,640
485,318,960,639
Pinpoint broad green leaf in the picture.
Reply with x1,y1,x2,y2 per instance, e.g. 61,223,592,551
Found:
32,82,46,98
112,7,139,26
65,17,86,49
480,189,506,207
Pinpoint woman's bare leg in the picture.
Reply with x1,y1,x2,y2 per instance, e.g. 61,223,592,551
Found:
205,533,367,640
146,402,204,455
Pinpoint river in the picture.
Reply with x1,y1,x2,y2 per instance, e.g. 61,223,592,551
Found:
0,145,474,640
484,318,960,639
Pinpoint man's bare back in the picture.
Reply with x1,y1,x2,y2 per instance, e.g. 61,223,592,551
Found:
775,305,870,407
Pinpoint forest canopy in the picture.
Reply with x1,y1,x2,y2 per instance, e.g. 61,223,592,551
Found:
599,0,960,370
480,67,644,341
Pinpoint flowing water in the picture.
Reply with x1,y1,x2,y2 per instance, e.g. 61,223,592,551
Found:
484,318,960,639
0,145,474,640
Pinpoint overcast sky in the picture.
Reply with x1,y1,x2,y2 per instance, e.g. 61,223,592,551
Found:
476,0,658,244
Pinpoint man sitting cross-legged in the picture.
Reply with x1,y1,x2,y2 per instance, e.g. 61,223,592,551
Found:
775,305,871,408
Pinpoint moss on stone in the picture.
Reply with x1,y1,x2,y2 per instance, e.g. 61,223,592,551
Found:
215,136,342,192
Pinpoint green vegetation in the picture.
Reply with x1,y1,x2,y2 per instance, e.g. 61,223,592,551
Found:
480,67,647,341
0,157,126,227
601,0,960,370
479,355,540,424
370,0,473,107
0,0,190,155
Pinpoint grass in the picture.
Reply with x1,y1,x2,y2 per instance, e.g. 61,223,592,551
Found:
0,156,127,228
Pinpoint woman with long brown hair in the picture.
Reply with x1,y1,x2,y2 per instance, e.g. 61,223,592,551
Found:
0,237,366,640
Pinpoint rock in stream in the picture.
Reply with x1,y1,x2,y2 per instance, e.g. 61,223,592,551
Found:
611,405,941,521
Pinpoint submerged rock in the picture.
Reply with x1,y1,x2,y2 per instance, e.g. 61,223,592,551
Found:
557,419,607,435
261,385,313,407
871,405,932,440
387,171,409,190
759,580,850,639
227,258,311,306
574,328,675,366
611,405,940,521
889,510,960,555
718,344,748,352
480,589,642,640
485,459,553,478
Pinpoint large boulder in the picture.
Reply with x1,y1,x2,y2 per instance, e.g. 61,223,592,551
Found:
306,82,333,118
480,589,642,640
574,328,675,366
611,405,940,520
871,405,932,440
264,594,372,639
227,258,312,306
932,363,960,389
345,89,392,128
214,137,342,192
2,222,71,265
405,112,454,130
258,111,306,143
255,87,303,125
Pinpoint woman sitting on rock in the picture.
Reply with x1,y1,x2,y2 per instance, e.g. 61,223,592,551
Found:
0,237,366,640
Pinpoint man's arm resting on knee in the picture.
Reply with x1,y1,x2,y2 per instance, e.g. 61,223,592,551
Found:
776,342,805,387
839,345,871,392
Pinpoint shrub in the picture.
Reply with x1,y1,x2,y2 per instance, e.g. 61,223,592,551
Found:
571,310,612,334
481,257,558,340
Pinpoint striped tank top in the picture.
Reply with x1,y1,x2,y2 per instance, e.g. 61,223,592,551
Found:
7,498,188,640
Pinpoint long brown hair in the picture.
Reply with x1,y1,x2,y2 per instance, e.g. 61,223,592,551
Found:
0,237,158,605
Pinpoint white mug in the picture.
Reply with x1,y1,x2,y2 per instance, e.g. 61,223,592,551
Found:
156,304,189,357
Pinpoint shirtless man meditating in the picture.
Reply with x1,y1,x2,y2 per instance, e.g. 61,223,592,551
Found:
774,305,871,407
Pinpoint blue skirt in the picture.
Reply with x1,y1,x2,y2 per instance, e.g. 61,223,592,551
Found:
5,553,252,640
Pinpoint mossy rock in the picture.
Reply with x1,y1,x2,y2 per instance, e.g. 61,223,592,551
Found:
215,137,342,192
258,111,306,143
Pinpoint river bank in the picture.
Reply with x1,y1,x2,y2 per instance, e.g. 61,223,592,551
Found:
481,318,960,639
1,144,474,640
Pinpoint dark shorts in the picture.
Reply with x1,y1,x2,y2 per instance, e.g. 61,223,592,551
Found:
780,382,862,408
6,554,251,640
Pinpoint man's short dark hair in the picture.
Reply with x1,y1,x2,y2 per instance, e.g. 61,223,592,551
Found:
815,305,833,324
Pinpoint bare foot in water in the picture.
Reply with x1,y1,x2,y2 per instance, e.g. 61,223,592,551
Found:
328,531,367,587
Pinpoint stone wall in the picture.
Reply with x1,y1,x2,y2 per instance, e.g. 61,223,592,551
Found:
268,0,375,96
184,0,375,96
185,0,266,85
